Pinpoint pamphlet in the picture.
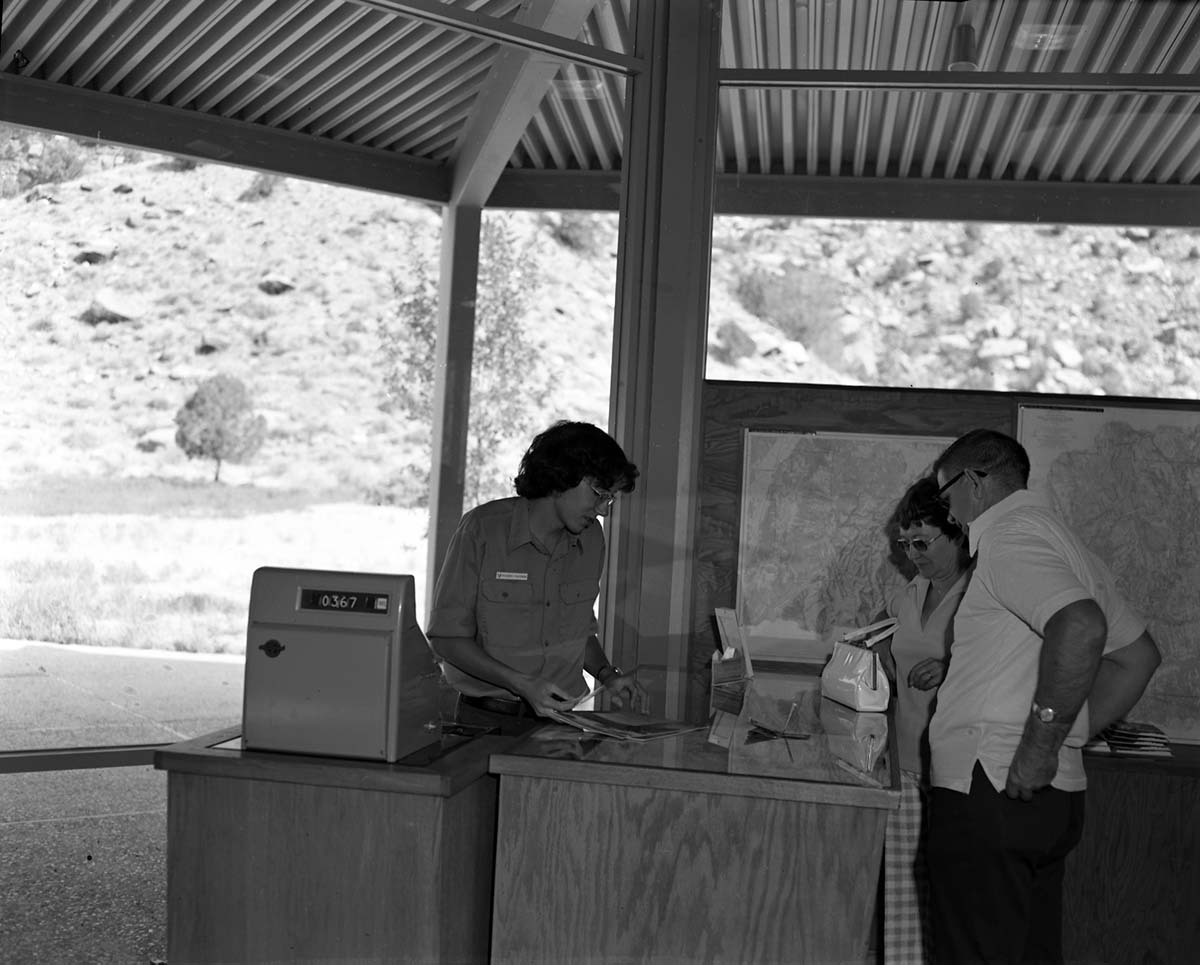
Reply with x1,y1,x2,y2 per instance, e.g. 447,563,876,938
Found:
542,707,705,742
1084,719,1172,758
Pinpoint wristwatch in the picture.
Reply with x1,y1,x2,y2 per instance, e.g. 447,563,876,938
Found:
597,665,622,685
1031,701,1058,723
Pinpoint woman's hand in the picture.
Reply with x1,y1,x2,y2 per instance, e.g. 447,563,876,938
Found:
603,670,648,712
907,658,947,691
514,677,574,716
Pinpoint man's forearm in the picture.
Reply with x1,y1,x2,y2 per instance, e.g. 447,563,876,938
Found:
1030,600,1108,728
1008,600,1107,796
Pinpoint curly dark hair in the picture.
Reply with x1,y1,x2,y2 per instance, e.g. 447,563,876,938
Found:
883,475,969,576
514,421,639,499
889,475,963,539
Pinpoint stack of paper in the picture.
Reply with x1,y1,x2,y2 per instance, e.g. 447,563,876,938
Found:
711,608,754,715
543,708,705,742
1086,720,1172,758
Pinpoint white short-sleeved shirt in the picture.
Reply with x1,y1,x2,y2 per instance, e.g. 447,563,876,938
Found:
929,489,1146,794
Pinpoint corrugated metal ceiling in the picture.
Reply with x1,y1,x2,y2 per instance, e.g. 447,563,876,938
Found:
2,0,1198,200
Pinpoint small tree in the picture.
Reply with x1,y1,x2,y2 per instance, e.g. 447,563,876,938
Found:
174,374,267,482
378,216,558,506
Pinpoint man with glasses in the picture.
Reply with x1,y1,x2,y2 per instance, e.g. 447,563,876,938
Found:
926,428,1161,964
427,420,644,734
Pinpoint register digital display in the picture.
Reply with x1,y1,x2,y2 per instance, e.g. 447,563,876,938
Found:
298,588,390,614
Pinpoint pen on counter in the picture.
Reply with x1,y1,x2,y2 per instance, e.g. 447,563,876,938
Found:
782,701,797,762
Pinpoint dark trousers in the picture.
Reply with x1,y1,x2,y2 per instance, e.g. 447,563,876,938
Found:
928,761,1085,965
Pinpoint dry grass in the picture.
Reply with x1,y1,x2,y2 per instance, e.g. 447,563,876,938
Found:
0,480,428,654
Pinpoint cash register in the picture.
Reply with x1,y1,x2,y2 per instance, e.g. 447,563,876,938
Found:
242,566,443,762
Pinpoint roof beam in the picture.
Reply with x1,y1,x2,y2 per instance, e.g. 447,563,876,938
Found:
0,74,450,202
486,167,1200,227
449,0,598,207
486,167,620,209
347,0,642,75
719,69,1200,96
715,174,1200,227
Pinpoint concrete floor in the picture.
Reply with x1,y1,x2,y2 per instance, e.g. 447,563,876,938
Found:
0,642,244,964
0,768,168,964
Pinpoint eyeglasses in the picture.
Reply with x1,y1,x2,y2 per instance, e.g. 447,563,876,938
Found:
895,533,946,554
935,468,988,501
589,483,619,508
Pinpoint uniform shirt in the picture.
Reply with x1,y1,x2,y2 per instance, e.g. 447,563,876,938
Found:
929,489,1146,794
886,570,970,778
427,496,603,700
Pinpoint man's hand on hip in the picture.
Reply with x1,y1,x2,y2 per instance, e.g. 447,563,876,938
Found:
1005,743,1059,800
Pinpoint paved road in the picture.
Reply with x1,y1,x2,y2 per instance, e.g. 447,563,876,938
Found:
0,640,244,964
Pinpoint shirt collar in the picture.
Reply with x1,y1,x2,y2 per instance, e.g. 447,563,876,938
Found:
508,497,582,555
966,488,1048,555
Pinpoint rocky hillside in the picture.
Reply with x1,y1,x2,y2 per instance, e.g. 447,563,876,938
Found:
2,129,1198,503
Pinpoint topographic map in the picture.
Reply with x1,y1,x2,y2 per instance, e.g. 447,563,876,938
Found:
1019,405,1200,742
737,431,952,661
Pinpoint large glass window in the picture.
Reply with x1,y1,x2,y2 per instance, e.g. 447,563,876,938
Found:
707,216,1200,399
0,129,620,754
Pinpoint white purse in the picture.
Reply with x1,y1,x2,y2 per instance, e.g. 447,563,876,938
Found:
819,618,897,713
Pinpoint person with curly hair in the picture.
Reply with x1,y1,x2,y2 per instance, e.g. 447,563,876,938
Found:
878,474,974,964
428,421,644,734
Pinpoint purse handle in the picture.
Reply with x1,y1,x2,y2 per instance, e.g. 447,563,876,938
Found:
839,617,898,650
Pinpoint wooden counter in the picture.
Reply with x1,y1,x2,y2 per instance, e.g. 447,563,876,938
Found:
488,670,900,964
1063,743,1200,965
154,726,510,965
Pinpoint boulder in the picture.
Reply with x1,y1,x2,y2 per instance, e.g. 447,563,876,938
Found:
258,273,295,295
81,287,146,324
73,240,118,264
977,336,1028,360
1050,338,1084,369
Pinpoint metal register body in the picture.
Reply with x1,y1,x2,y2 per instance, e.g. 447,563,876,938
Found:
242,567,441,762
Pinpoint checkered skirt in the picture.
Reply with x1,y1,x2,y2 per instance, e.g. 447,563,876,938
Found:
883,771,935,965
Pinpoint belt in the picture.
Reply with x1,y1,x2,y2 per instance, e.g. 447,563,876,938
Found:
459,693,536,718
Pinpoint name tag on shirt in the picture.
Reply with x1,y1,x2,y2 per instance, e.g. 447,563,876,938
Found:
495,571,528,581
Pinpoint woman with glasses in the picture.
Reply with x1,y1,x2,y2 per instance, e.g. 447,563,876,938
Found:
877,474,974,965
426,420,645,734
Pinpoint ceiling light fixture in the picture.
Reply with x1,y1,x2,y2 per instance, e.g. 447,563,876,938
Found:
948,24,978,72
1013,24,1085,51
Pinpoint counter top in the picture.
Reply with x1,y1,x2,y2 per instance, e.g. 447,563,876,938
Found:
154,725,514,797
490,669,901,808
1083,739,1200,777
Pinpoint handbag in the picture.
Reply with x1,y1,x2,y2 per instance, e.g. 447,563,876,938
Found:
819,617,897,712
819,697,890,773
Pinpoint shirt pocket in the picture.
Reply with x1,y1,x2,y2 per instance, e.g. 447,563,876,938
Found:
558,579,599,639
478,579,536,655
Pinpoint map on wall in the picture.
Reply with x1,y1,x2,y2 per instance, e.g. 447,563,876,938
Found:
737,430,952,662
1018,404,1200,743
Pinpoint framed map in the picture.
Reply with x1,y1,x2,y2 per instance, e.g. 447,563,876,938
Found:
1019,404,1200,743
736,430,952,662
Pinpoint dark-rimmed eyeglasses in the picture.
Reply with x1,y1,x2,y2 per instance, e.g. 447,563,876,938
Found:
895,533,945,554
935,468,988,501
